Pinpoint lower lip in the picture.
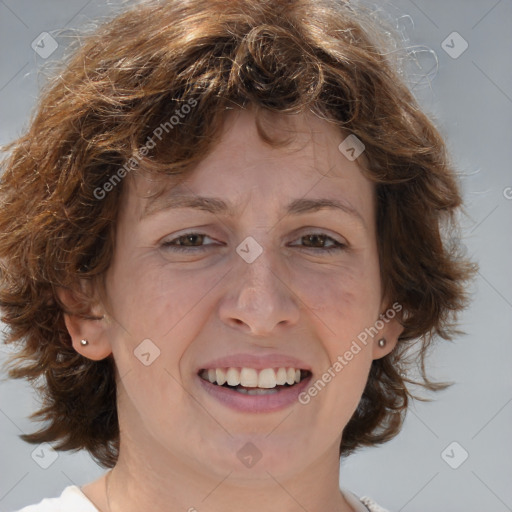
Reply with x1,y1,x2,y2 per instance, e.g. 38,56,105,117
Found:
197,374,313,413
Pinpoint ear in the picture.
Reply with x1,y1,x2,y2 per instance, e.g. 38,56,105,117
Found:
371,301,404,360
56,285,112,361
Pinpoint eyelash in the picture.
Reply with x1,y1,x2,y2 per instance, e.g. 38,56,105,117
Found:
160,232,347,254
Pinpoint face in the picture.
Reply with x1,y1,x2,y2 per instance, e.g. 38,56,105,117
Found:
90,109,399,482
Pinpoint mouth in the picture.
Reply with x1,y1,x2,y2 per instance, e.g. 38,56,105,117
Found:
198,367,312,395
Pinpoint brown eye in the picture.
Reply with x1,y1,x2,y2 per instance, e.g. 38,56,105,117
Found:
174,234,205,246
302,234,332,248
291,232,346,253
161,232,217,252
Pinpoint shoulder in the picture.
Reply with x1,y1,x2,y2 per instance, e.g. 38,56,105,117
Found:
12,486,99,512
343,488,392,512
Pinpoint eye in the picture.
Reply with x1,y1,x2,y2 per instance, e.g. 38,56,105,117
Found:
290,232,347,253
160,232,219,252
160,231,347,254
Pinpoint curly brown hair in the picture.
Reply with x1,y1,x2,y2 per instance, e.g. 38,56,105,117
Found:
0,0,475,468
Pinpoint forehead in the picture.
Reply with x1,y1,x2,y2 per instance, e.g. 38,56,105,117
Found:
123,109,374,223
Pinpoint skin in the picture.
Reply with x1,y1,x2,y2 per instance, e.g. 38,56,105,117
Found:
61,108,403,512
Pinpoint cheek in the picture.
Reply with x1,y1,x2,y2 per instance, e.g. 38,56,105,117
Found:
106,254,221,339
292,258,382,337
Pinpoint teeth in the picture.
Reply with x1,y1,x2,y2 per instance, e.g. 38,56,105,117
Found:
240,368,258,387
235,387,279,395
226,367,240,386
215,368,227,386
276,367,288,385
258,368,277,388
201,367,305,388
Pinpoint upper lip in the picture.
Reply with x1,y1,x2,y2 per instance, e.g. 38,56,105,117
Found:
196,353,312,373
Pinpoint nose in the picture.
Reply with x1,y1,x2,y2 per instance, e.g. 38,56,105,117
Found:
218,245,300,337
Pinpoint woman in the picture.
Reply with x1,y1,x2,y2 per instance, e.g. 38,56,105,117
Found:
0,0,475,511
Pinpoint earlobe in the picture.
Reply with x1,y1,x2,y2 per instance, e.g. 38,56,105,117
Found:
372,335,395,359
371,306,404,360
57,286,112,361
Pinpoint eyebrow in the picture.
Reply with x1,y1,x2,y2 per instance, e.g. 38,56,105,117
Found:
141,194,365,225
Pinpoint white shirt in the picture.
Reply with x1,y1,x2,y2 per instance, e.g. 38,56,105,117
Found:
13,485,390,512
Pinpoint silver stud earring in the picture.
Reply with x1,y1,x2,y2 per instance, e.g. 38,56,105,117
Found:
80,339,89,346
377,338,386,348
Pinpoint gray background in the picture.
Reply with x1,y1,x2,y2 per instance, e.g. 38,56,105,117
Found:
0,1,511,511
